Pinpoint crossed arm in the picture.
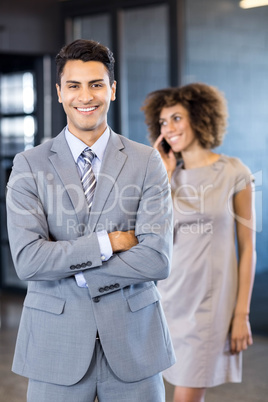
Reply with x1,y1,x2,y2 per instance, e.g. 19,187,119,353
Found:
6,150,172,289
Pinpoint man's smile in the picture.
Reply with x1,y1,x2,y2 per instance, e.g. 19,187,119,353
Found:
76,106,99,113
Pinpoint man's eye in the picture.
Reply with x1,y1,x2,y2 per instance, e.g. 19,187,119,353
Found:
69,85,78,89
92,84,102,88
174,116,181,121
159,121,166,126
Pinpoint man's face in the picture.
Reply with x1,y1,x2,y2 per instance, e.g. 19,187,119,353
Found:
56,60,116,146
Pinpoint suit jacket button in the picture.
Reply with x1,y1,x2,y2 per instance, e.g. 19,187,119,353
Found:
81,263,86,268
104,286,109,291
93,297,100,303
70,265,75,270
75,264,81,269
109,285,114,290
114,283,120,288
87,261,92,267
99,287,105,293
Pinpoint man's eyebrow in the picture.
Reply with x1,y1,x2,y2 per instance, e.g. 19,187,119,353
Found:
65,79,105,84
66,80,80,84
89,79,105,83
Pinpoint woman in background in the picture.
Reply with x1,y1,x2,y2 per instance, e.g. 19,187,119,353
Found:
142,83,256,402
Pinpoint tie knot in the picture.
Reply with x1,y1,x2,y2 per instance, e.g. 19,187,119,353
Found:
81,148,95,164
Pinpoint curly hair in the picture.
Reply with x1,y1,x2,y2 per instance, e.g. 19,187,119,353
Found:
141,83,228,149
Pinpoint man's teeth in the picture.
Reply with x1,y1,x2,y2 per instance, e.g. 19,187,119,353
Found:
77,107,97,112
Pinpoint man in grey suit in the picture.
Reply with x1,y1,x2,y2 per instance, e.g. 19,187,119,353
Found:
6,39,175,402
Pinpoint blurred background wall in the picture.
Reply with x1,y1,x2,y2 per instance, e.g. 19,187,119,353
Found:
0,0,267,334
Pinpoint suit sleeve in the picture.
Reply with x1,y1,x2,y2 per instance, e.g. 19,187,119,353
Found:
84,148,174,298
6,153,103,281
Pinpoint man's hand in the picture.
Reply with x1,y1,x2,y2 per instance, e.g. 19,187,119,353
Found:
108,230,138,253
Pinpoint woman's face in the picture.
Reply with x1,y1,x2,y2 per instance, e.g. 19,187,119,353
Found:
159,103,199,153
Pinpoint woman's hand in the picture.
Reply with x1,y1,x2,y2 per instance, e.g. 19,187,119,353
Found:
154,134,177,180
231,182,256,355
230,313,253,354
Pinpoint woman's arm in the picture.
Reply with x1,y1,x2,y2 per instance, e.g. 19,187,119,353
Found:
231,182,256,354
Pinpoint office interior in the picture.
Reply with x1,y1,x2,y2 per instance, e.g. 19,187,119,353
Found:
0,0,268,401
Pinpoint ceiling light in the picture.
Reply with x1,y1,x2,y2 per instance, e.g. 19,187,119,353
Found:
240,0,268,8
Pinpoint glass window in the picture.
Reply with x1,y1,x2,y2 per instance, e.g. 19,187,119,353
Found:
0,71,36,155
73,14,111,48
1,115,36,155
0,62,38,290
0,72,35,115
120,5,169,144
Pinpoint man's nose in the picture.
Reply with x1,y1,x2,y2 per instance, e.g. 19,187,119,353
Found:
78,87,93,103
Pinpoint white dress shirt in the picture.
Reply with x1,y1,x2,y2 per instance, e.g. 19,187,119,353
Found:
65,126,113,287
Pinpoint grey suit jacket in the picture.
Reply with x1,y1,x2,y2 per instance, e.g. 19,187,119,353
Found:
6,128,175,386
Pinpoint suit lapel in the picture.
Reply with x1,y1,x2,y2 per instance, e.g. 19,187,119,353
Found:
48,129,127,233
88,130,127,231
48,130,89,226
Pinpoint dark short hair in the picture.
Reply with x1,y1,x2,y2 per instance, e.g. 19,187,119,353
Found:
141,83,228,149
55,39,115,86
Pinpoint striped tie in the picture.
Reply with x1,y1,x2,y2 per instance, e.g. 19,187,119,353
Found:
81,148,96,210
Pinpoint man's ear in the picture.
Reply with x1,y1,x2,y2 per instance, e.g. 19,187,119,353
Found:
111,80,117,101
56,84,62,103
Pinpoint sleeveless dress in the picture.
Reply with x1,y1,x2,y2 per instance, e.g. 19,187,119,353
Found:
158,155,253,387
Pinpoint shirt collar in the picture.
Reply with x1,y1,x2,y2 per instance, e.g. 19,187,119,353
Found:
65,126,110,163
